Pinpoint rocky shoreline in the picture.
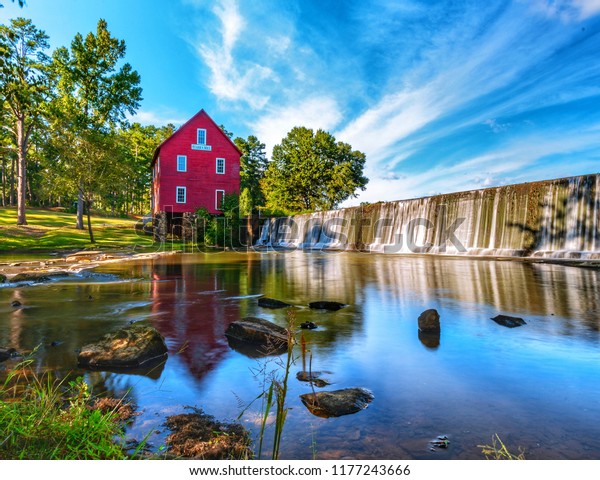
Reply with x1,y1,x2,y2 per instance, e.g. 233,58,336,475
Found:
0,249,181,283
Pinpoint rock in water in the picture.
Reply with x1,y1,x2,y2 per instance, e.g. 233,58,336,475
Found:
491,315,526,328
300,388,374,418
308,301,346,311
418,309,440,332
258,297,291,309
300,321,317,330
225,317,290,353
0,274,6,283
296,371,331,387
0,347,19,362
77,324,168,369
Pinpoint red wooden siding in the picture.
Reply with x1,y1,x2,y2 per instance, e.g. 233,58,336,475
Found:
151,109,241,215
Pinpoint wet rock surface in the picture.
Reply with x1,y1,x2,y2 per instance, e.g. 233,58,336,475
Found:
165,408,251,459
309,301,347,311
77,323,168,369
10,271,70,283
225,317,290,354
258,297,291,309
491,314,527,328
300,387,374,418
418,309,440,332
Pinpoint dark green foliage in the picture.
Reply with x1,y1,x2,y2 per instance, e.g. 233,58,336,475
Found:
262,127,368,214
197,193,241,248
234,135,268,214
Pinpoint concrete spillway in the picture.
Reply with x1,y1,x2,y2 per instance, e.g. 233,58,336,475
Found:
255,173,600,259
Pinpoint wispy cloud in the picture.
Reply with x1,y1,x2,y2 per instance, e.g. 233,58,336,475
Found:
254,96,343,157
193,0,274,109
130,109,188,127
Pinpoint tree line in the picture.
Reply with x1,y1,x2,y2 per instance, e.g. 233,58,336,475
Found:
1,16,368,242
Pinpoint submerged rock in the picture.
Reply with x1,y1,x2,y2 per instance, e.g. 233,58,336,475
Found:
300,387,374,418
258,297,291,309
0,347,19,362
225,317,290,354
296,370,331,387
491,314,526,328
77,323,168,369
418,309,440,333
308,301,346,311
418,330,440,349
0,273,6,283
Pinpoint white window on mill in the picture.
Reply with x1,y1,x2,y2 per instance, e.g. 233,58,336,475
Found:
176,186,186,204
215,189,225,210
197,128,207,145
216,157,225,174
177,155,187,172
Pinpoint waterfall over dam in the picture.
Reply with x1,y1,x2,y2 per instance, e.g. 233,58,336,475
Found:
255,173,600,259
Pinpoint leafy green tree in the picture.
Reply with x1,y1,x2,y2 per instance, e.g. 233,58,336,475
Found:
0,17,51,224
262,127,368,214
49,19,142,240
234,135,268,214
117,123,174,215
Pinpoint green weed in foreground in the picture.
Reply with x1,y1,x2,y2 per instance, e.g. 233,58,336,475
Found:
479,434,526,460
0,358,129,459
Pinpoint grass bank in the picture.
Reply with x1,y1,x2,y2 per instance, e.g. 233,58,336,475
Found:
0,356,136,459
0,207,154,253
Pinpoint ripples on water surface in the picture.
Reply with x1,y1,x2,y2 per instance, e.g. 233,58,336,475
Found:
1,252,599,459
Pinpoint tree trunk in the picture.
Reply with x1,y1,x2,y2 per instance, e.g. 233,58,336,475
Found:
76,188,85,229
1,161,5,207
16,116,27,225
86,198,95,243
9,154,15,206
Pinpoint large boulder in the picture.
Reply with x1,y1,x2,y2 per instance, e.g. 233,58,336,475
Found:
258,297,291,309
225,317,290,355
418,309,440,333
491,315,526,328
77,324,168,369
308,301,346,311
300,387,374,418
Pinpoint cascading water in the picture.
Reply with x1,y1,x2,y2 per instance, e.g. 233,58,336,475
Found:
255,174,600,259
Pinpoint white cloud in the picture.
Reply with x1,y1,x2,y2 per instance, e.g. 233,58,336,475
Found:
252,96,343,156
527,0,600,21
130,109,188,127
195,0,274,109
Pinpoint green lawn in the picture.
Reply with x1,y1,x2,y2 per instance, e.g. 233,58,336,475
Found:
0,207,155,252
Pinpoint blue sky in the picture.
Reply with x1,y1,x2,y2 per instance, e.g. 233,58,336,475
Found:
2,0,600,205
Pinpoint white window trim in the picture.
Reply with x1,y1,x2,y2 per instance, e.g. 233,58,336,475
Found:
215,189,225,210
197,128,207,145
216,157,225,174
176,186,187,204
177,155,187,172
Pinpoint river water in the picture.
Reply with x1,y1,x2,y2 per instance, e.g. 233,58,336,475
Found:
1,252,599,459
